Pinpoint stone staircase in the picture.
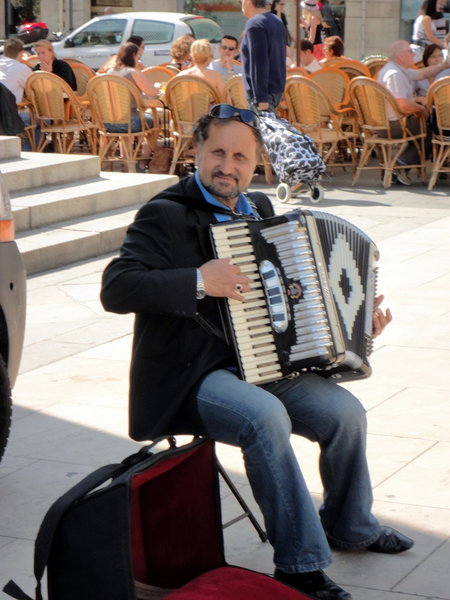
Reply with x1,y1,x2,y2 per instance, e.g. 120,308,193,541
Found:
0,136,178,274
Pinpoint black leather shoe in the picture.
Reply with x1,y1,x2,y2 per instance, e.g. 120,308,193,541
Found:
274,569,352,600
367,526,414,554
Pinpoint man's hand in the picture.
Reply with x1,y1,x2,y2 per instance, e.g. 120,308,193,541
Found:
199,258,251,302
372,294,392,337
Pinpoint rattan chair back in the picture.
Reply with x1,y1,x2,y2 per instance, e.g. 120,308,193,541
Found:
141,66,175,87
309,66,350,106
426,76,450,190
221,74,247,108
69,62,96,96
164,74,220,174
362,57,388,78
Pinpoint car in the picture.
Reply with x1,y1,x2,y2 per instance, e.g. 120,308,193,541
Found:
51,12,224,70
0,171,26,462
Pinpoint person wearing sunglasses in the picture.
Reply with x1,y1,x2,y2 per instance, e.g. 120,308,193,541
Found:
101,104,412,600
210,35,243,81
240,0,287,111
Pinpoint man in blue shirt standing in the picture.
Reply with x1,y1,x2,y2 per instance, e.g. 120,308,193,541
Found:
240,0,286,111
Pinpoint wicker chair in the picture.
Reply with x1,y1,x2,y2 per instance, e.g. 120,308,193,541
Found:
22,55,40,69
68,62,96,97
309,66,350,106
25,71,96,154
164,75,220,175
87,74,159,172
286,66,311,77
324,59,371,80
219,75,273,184
141,66,175,87
362,57,388,79
284,75,357,172
349,76,427,188
309,66,358,136
426,76,450,190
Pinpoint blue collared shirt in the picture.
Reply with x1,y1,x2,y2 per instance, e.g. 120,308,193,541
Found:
194,171,256,221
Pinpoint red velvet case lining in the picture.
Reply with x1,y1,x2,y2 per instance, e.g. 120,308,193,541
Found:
130,441,226,588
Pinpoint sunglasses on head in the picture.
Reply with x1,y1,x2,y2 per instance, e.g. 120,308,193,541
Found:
208,104,259,129
220,44,237,51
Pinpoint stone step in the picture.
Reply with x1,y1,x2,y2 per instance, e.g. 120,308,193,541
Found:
17,206,141,275
0,136,22,160
11,171,177,232
1,141,178,274
1,152,101,193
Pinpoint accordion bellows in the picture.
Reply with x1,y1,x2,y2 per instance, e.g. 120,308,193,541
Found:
210,209,379,385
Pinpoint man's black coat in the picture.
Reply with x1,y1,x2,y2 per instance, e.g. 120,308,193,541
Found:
101,176,274,441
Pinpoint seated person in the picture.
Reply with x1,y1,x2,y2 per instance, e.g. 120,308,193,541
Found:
415,43,444,100
32,39,77,91
104,42,159,170
378,39,450,183
98,35,146,74
169,34,194,71
209,35,243,81
177,39,224,96
0,37,39,150
100,104,414,600
321,35,349,63
299,39,322,72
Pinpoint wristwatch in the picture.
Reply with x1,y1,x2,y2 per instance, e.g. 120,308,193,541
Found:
196,269,206,300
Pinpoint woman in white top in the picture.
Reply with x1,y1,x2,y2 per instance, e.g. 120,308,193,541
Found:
411,0,448,61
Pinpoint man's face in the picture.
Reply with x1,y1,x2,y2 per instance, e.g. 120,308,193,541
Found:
396,43,415,68
219,38,238,61
195,120,259,206
241,0,251,18
300,50,313,66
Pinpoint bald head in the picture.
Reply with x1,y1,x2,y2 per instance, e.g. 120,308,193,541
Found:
387,40,415,68
388,40,410,60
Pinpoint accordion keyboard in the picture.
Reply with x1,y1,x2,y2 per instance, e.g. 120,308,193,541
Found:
211,221,283,384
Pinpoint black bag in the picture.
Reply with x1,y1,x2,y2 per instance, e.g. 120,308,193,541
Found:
3,437,226,600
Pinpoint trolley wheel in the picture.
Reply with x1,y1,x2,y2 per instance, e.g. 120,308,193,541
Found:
309,184,324,204
276,182,291,203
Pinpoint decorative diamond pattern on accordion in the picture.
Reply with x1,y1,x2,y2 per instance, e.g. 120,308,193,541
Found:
210,209,379,385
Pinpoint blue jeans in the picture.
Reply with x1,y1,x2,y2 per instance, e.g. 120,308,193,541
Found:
195,369,381,573
104,113,153,133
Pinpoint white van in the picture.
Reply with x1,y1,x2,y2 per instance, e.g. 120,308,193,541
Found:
51,12,224,70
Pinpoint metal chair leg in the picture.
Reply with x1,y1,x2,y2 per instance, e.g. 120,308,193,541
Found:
216,459,268,543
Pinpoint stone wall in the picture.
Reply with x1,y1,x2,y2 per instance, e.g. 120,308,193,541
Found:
344,0,402,60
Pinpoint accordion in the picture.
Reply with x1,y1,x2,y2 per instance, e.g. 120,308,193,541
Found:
209,209,379,385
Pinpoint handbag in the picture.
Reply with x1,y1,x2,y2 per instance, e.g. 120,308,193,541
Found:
3,436,308,600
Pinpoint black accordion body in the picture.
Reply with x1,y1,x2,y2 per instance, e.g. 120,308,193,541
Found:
209,209,379,385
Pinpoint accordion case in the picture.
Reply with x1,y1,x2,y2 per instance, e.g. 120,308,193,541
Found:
210,209,379,385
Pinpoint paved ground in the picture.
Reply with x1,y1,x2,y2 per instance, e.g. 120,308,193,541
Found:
0,168,449,599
